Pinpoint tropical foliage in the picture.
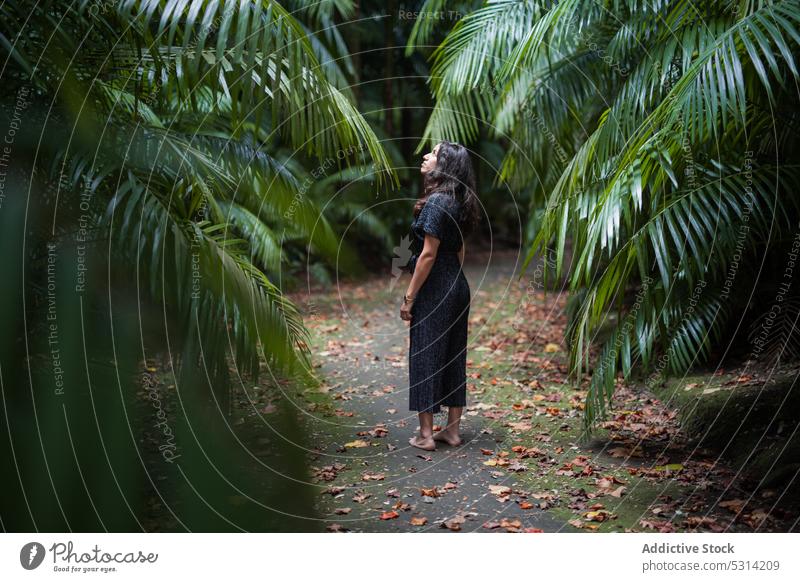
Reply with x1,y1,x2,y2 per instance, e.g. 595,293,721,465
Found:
0,0,413,532
416,0,800,431
0,0,397,384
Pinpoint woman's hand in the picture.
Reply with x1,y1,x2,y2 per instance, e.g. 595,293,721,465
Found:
400,297,414,321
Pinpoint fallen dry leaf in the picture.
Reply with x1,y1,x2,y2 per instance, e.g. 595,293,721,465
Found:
410,516,428,526
640,519,676,533
609,486,626,498
483,458,510,467
719,499,747,513
489,485,512,496
441,515,466,531
362,472,385,481
507,421,533,432
500,518,522,531
344,440,370,448
585,510,614,522
654,463,684,473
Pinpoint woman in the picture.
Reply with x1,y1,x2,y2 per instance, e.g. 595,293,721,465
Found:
400,141,480,451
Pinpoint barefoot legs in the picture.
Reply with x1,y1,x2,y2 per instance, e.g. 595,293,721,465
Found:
409,412,435,450
410,408,464,450
433,406,463,446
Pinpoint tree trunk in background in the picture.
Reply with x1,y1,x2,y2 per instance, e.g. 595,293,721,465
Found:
352,1,361,101
384,0,396,135
401,46,414,165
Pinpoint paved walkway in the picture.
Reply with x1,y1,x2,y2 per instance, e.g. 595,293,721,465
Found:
304,249,565,532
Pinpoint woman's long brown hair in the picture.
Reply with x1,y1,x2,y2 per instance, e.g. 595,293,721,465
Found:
413,141,480,237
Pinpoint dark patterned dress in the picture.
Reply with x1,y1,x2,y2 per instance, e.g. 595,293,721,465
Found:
405,191,471,413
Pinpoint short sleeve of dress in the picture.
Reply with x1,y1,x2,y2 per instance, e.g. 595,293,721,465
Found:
417,193,451,241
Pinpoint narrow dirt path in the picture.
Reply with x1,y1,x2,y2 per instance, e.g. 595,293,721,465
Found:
302,249,564,532
293,248,795,533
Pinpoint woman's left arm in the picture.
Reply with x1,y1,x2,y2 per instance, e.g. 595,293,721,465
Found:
400,234,439,320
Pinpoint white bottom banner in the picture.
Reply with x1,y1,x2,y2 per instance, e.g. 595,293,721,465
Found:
1,533,797,581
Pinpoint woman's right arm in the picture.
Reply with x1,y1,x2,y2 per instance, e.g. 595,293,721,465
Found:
400,234,440,321
405,234,440,300
458,242,465,266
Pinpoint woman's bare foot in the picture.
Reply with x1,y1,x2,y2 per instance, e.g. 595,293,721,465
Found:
433,430,463,447
409,435,436,451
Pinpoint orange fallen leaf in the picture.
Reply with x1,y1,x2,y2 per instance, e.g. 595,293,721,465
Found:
362,472,385,481
489,485,512,496
585,510,613,522
500,518,522,531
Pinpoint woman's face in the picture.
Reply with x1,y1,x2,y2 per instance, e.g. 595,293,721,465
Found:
420,143,440,175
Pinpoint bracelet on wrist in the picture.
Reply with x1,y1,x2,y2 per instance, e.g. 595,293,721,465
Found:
404,293,415,303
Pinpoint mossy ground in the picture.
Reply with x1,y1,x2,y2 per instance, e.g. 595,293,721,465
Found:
138,250,799,532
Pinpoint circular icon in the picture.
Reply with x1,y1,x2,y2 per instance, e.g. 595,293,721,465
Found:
19,542,46,570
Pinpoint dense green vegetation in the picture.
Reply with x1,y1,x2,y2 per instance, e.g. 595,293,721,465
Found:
0,0,402,384
0,0,406,531
416,0,800,429
2,0,799,531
